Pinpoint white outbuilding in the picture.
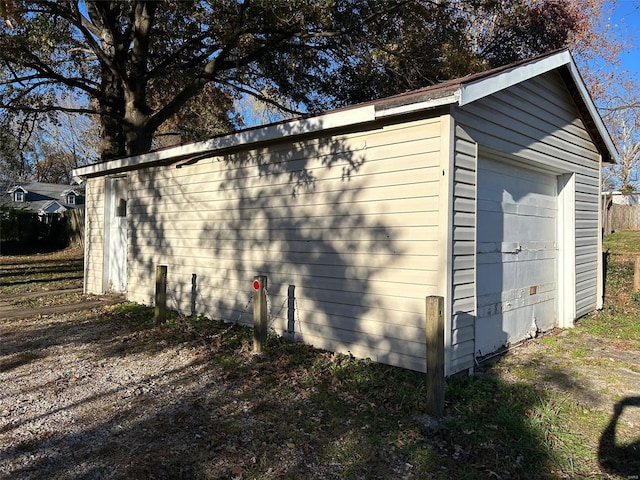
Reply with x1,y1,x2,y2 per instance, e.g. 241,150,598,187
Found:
73,50,616,375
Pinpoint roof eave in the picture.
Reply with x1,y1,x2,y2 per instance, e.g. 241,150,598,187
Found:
459,50,617,164
72,105,379,180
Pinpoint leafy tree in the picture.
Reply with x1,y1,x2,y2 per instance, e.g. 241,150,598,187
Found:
32,104,99,183
326,0,588,106
567,0,640,193
0,1,593,162
0,113,37,181
0,1,400,160
600,79,640,193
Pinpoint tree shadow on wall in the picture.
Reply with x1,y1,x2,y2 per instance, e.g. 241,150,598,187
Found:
199,122,430,365
125,117,432,368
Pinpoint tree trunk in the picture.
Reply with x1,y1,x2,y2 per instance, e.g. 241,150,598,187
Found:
124,121,154,157
99,111,126,161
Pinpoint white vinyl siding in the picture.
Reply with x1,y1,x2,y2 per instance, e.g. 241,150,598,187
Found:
124,117,444,372
449,127,477,373
84,178,106,294
454,71,601,333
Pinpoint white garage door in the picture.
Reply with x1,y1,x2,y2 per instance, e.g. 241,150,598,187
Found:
476,156,557,358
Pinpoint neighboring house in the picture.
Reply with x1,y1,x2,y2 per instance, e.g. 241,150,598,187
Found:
0,181,84,249
72,50,617,376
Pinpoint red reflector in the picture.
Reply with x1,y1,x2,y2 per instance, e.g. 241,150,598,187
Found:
253,280,261,290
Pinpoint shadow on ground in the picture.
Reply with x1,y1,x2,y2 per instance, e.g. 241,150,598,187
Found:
599,397,640,477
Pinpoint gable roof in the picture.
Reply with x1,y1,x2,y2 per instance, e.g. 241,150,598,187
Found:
1,181,84,214
72,49,617,180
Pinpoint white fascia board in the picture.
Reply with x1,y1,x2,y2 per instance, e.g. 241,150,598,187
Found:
459,51,573,106
7,185,28,193
72,105,377,179
374,93,460,118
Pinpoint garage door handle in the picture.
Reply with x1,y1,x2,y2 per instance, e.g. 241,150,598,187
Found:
503,244,521,254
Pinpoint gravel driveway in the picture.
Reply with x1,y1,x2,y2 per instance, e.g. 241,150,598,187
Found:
0,300,227,479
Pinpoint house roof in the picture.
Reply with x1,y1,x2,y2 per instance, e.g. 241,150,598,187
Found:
1,181,84,214
72,49,617,180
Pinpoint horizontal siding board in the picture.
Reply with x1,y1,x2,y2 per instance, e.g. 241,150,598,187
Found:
130,239,434,259
111,116,446,374
450,354,475,372
129,210,440,231
453,226,475,242
452,310,475,330
497,91,594,147
454,197,476,214
478,99,597,158
129,224,439,242
130,246,439,270
453,255,475,271
454,183,475,199
452,325,474,344
128,274,434,319
451,340,475,362
133,159,442,200
457,112,600,176
453,241,475,256
453,269,474,285
130,182,441,213
127,253,441,285
295,331,427,373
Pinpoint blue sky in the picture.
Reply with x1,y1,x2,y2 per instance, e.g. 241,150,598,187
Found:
610,1,640,76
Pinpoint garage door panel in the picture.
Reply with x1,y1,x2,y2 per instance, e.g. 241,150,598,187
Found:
476,156,557,358
479,171,556,200
478,210,556,243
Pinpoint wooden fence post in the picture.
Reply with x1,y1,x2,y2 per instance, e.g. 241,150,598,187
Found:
154,265,167,325
426,295,445,417
634,257,640,293
253,275,268,353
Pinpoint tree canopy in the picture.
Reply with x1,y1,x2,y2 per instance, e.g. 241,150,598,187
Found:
0,1,597,163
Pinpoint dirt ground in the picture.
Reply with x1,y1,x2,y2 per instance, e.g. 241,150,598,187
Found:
1,249,639,479
482,324,640,479
488,327,640,421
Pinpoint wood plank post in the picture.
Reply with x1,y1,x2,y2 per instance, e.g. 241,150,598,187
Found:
426,295,445,417
154,265,167,325
253,275,268,353
634,257,640,293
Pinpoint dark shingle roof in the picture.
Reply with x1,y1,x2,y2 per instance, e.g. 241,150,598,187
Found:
1,181,84,214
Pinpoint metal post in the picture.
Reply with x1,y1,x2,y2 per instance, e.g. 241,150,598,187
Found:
287,285,296,335
253,275,268,353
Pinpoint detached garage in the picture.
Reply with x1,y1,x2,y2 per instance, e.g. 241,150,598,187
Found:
73,50,616,376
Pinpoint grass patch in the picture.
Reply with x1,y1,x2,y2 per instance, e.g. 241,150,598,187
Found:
0,247,84,295
603,230,640,254
11,291,91,308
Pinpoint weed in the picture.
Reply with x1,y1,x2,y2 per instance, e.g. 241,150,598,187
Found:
569,346,588,359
